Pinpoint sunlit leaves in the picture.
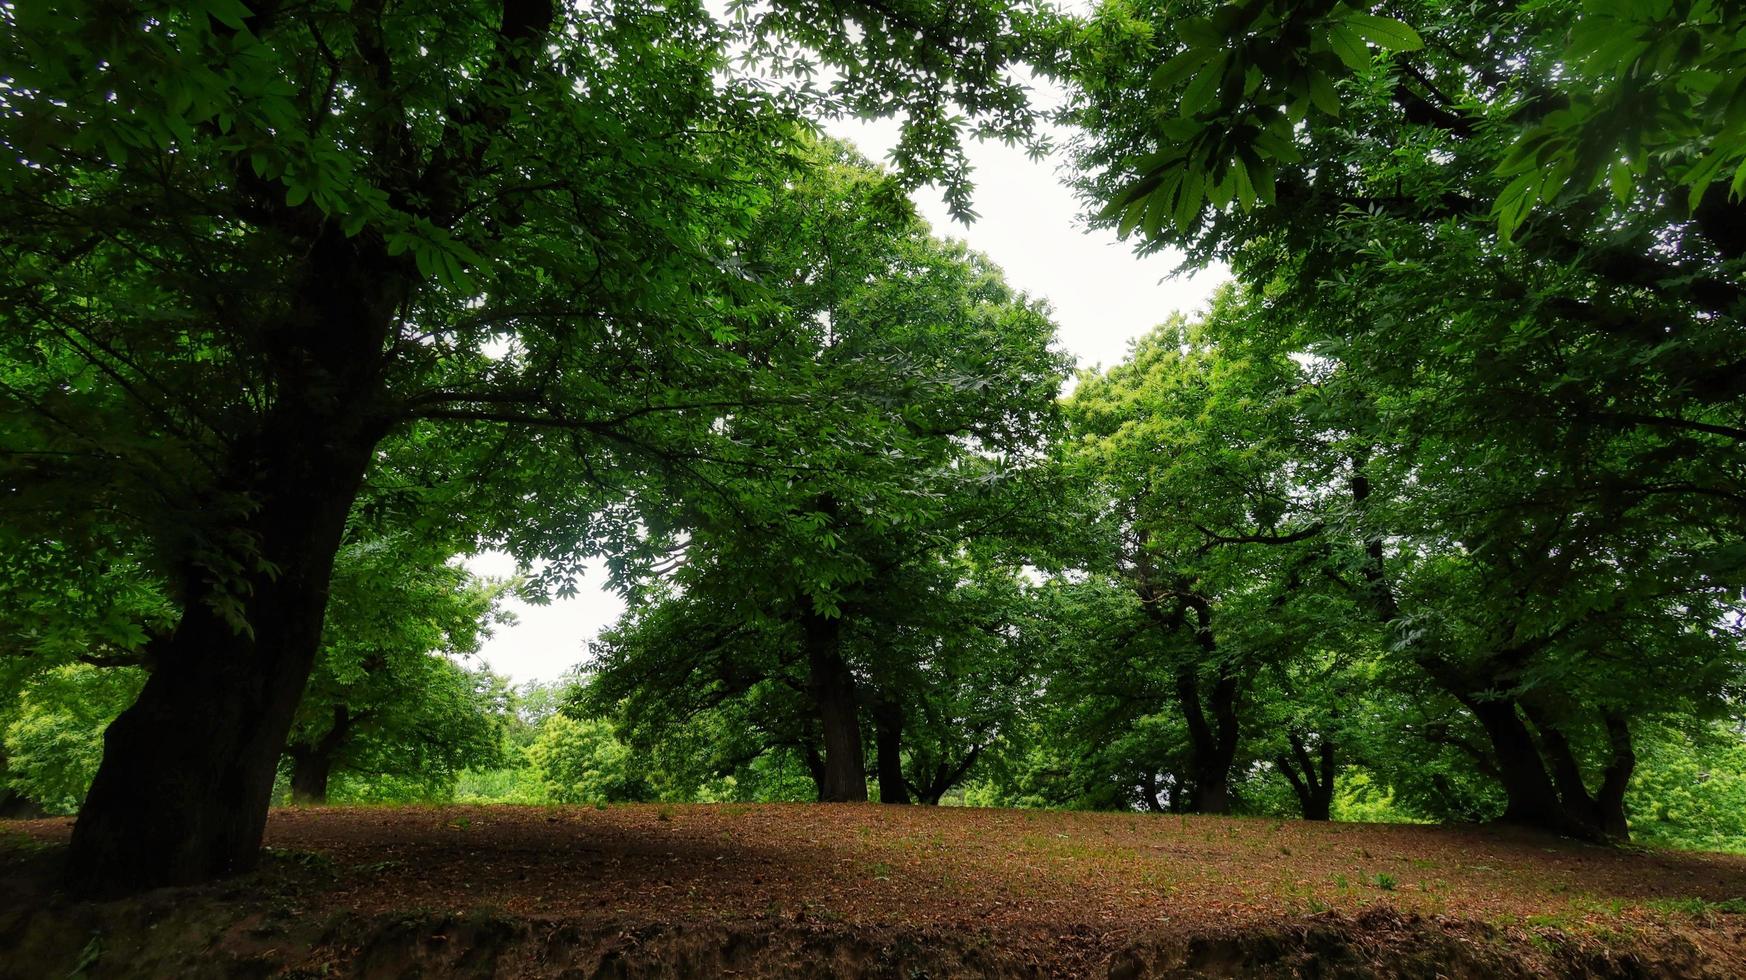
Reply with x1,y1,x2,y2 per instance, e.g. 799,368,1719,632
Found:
1491,0,1746,237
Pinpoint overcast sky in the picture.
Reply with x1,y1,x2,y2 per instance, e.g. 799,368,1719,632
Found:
465,107,1230,685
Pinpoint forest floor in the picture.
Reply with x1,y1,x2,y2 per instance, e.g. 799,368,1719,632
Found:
4,803,1746,978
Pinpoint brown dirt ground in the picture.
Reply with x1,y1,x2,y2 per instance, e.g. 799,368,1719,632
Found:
4,803,1746,977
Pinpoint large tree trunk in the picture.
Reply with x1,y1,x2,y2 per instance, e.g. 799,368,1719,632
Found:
1463,693,1632,841
67,491,359,893
1521,703,1636,840
1464,696,1576,832
66,227,397,896
802,608,866,802
872,697,910,805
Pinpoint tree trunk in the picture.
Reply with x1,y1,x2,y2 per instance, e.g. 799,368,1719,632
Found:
1139,771,1169,814
1595,712,1635,839
1177,661,1240,815
66,455,369,894
288,749,334,806
872,698,909,805
802,608,866,802
287,705,357,806
1465,696,1592,836
65,225,397,896
1312,734,1335,821
1277,731,1335,821
909,742,984,805
802,743,827,800
68,543,348,891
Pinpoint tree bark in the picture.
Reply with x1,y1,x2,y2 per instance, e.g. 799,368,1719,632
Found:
288,749,335,806
67,481,363,893
802,608,866,802
1176,658,1240,814
65,226,398,895
1465,696,1593,836
1276,731,1335,821
872,697,909,805
1595,712,1635,839
802,742,827,800
287,704,358,805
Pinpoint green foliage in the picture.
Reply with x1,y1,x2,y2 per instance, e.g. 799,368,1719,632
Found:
525,714,652,805
1067,0,1746,244
733,0,1067,218
284,536,515,800
2,666,144,814
453,766,550,806
1079,0,1425,236
1329,771,1421,825
1058,0,1746,841
1628,723,1746,854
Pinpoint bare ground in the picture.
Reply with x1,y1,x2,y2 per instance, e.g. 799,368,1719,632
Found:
3,803,1745,977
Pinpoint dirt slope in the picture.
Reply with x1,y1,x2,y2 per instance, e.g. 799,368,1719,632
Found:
4,803,1744,977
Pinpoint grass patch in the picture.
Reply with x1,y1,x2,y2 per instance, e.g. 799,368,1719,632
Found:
1645,896,1746,918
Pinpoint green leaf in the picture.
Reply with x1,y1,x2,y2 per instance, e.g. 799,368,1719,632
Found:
1308,71,1341,117
201,0,254,30
1231,156,1256,209
1492,170,1544,240
1609,161,1635,202
1684,151,1729,211
1180,57,1226,117
1152,47,1215,91
1326,24,1371,72
1342,14,1423,52
1116,197,1147,238
1172,168,1204,232
1252,161,1277,205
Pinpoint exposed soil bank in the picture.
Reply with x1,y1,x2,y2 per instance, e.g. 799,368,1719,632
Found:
4,897,1740,979
5,804,1744,977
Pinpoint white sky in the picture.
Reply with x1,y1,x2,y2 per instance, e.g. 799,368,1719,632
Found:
466,105,1229,684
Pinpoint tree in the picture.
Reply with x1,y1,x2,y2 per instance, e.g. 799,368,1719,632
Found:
0,0,1065,891
283,538,513,804
1062,293,1360,814
863,560,1044,805
525,712,653,805
1057,0,1746,838
576,142,1064,802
